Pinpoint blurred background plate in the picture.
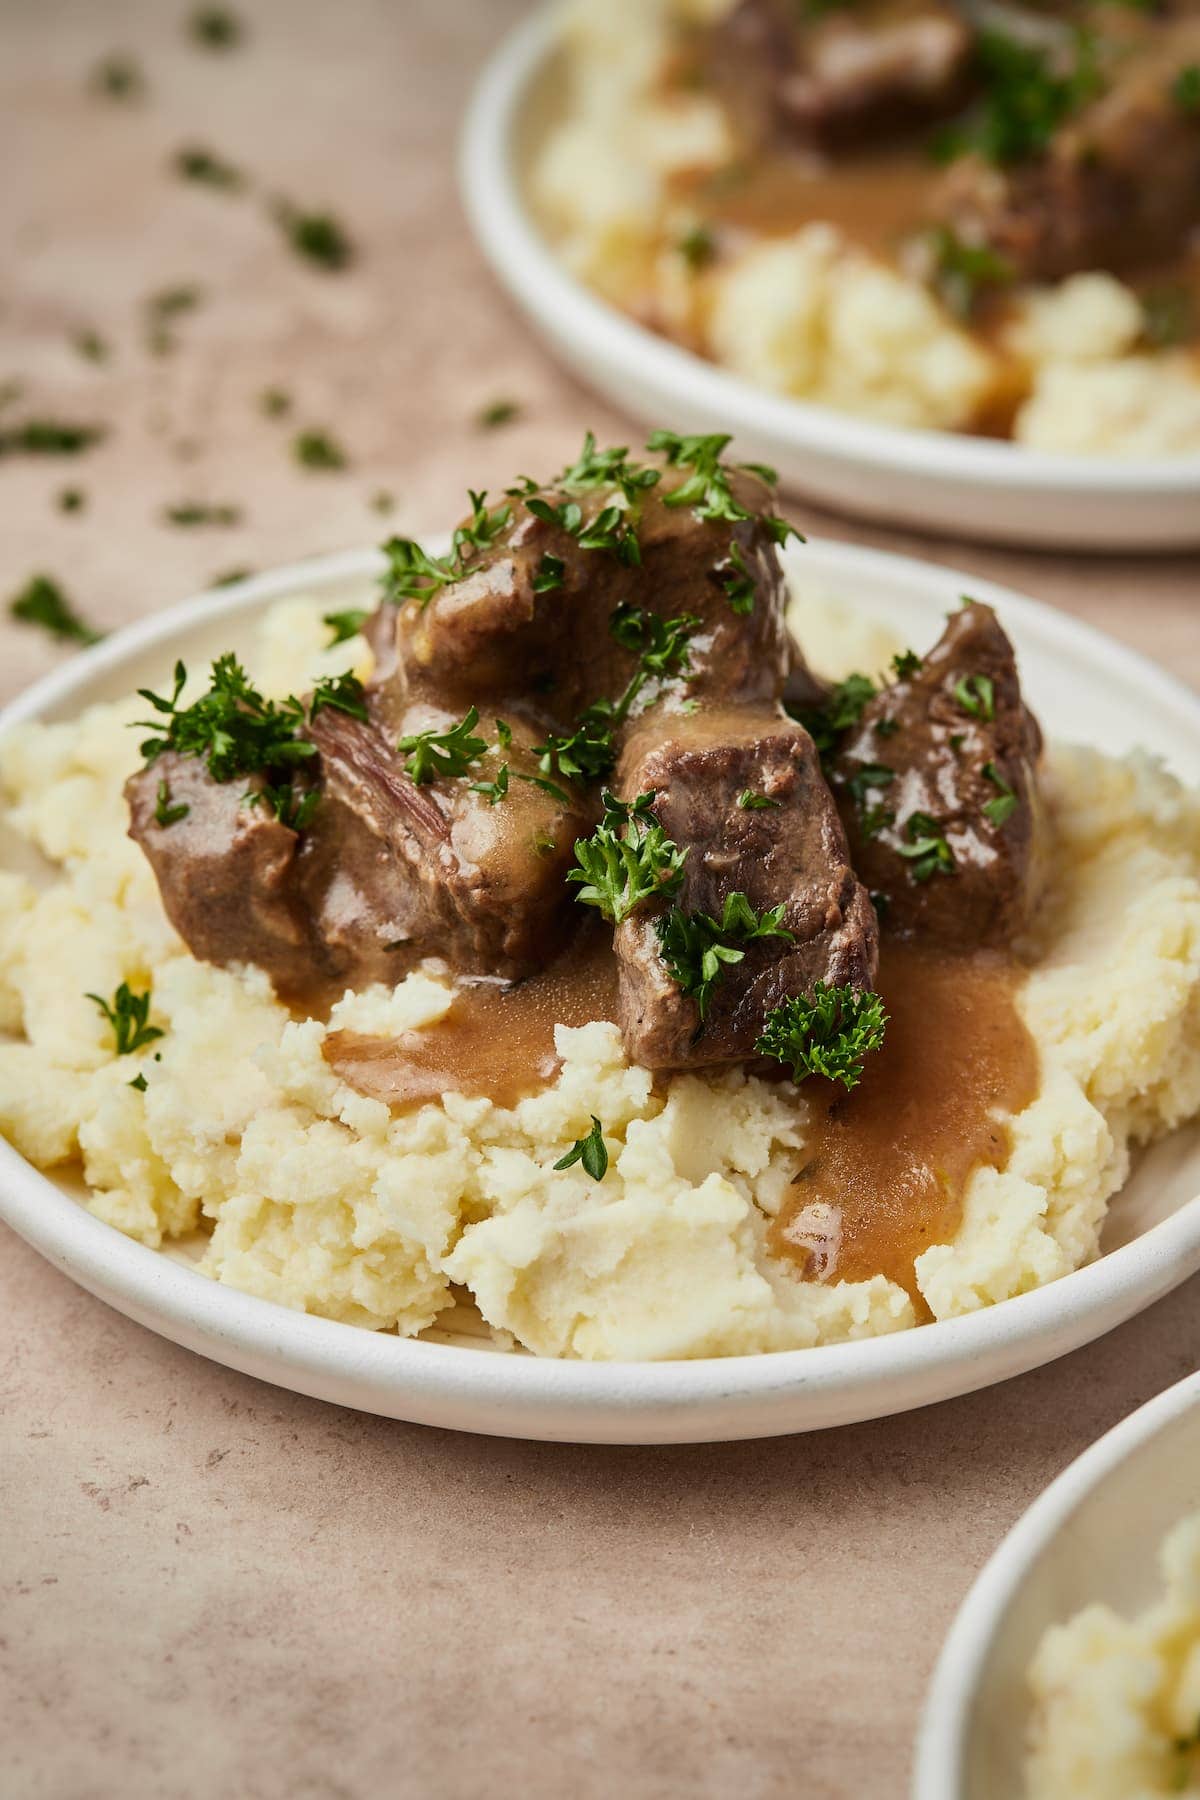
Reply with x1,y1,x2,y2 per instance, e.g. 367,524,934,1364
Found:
914,1369,1200,1799
2,540,1200,1442
460,7,1200,553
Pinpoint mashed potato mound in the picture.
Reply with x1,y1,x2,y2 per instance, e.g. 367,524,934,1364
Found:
531,0,1200,453
1026,1512,1200,1798
1,593,1199,1359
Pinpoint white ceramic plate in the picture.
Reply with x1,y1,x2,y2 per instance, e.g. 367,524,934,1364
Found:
1,541,1199,1444
914,1369,1200,1799
460,8,1200,551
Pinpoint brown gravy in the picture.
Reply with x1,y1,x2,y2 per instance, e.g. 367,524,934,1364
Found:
769,940,1038,1304
324,927,621,1111
327,933,1037,1304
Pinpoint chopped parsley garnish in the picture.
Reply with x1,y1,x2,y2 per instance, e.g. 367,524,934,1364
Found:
609,602,699,684
154,779,189,827
86,983,163,1056
370,489,395,515
678,223,716,270
845,763,895,804
134,655,317,784
553,1116,609,1182
792,671,877,758
396,707,489,785
274,202,353,270
469,764,510,806
755,983,888,1090
380,490,511,604
898,812,955,883
293,429,348,471
532,552,565,594
0,419,106,457
175,145,245,190
1172,63,1200,116
737,790,781,810
532,711,617,787
251,784,319,831
568,790,687,925
10,574,103,646
554,430,661,504
861,801,895,840
144,284,204,355
982,761,1019,826
260,387,291,418
955,672,996,721
526,495,640,566
932,29,1103,167
163,500,242,527
647,429,801,548
720,542,757,615
655,891,794,1020
924,226,1012,320
323,607,369,646
92,54,145,101
210,566,254,587
73,329,109,364
58,487,86,514
1141,286,1194,350
308,670,368,723
128,1072,149,1092
189,8,243,50
891,648,922,679
478,398,520,429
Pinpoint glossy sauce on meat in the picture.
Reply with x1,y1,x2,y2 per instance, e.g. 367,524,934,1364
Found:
769,939,1038,1305
323,928,621,1111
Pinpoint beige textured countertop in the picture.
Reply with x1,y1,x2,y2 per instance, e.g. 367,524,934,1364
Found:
2,5,1199,1796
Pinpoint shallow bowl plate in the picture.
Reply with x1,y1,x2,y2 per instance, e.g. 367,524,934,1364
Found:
1,541,1199,1443
914,1369,1200,1798
460,8,1200,552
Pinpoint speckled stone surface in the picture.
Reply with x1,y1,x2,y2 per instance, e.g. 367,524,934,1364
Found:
2,5,1199,1797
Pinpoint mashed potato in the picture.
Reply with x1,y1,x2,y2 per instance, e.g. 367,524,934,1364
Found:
1,591,1199,1358
531,0,1200,454
1026,1512,1200,1798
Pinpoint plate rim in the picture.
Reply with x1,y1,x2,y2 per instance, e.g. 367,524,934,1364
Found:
912,1367,1200,1799
459,4,1200,501
2,541,1200,1442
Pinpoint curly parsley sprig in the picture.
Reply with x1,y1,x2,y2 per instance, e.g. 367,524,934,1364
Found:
755,983,888,1091
568,790,687,925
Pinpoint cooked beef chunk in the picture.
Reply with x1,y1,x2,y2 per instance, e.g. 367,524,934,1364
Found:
301,704,591,986
717,0,975,150
933,20,1200,279
126,752,318,995
370,464,794,732
827,602,1043,948
616,710,878,1069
